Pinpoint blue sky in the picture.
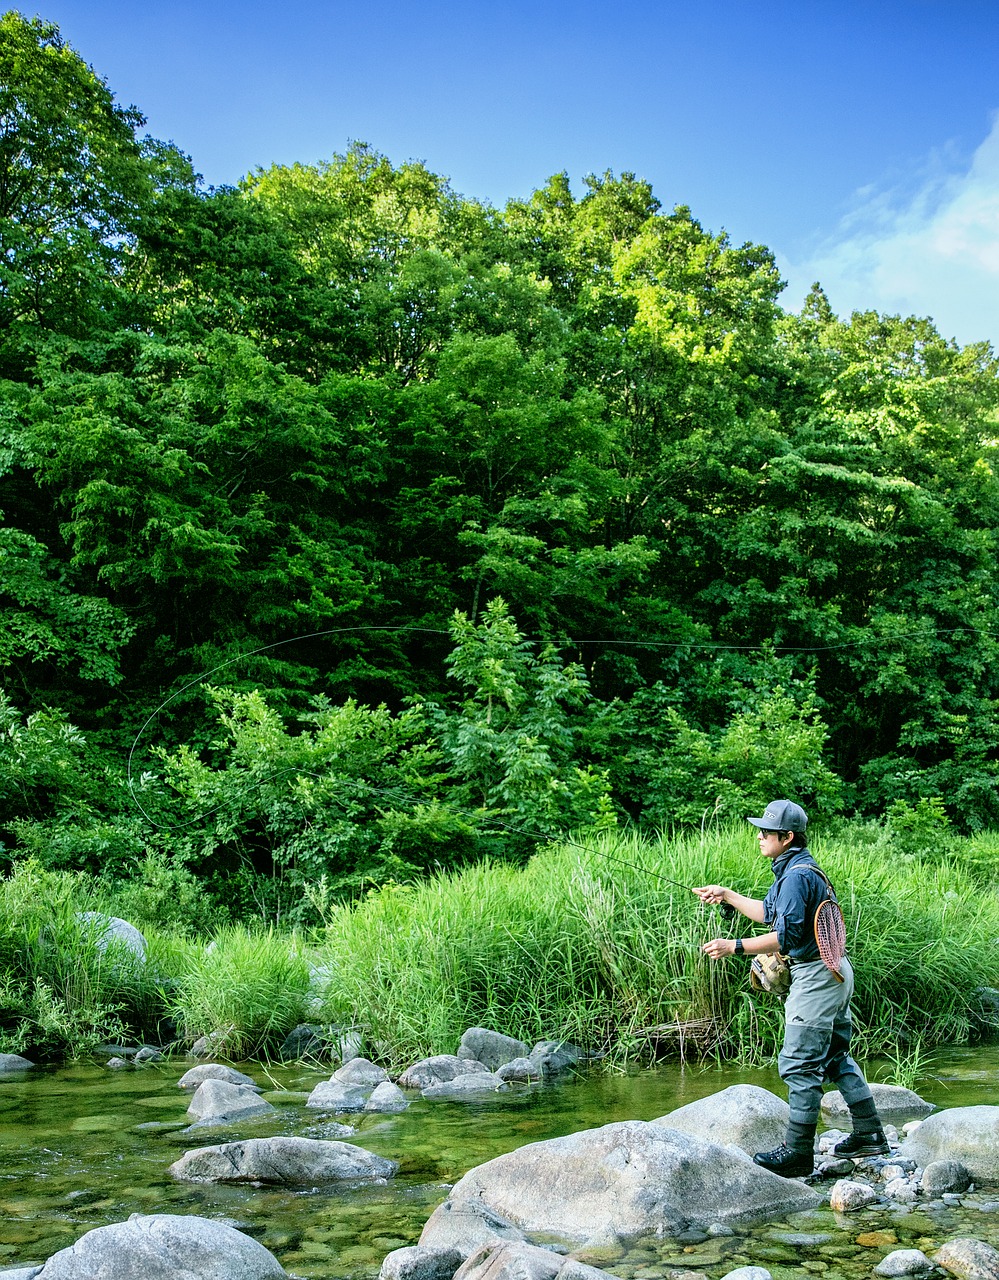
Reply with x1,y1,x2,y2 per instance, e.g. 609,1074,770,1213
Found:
28,0,999,347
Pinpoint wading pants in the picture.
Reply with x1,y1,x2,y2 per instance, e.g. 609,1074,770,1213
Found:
778,956,875,1140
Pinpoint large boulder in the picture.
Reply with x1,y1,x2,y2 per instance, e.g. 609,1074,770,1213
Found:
366,1081,409,1113
380,1245,466,1280
177,1064,261,1091
399,1055,491,1090
0,1054,34,1073
75,913,146,966
453,1242,562,1280
423,1073,510,1100
934,1239,999,1280
458,1029,530,1072
445,1121,819,1245
419,1201,530,1259
821,1084,933,1124
527,1041,583,1076
186,1079,275,1125
657,1085,789,1156
29,1213,286,1279
305,1080,372,1111
334,1057,389,1087
897,1106,999,1181
169,1135,396,1184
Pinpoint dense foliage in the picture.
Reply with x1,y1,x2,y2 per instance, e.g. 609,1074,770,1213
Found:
3,13,999,908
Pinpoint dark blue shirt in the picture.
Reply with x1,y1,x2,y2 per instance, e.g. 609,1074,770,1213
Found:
761,845,833,960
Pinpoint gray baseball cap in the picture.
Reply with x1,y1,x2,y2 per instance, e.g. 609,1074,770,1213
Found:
747,799,808,831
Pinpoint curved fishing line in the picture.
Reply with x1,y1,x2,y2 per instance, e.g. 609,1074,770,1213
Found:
125,618,999,842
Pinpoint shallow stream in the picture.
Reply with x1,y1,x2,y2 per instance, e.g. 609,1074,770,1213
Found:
1,1047,997,1278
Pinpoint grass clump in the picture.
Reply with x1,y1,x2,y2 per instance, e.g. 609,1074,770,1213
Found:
308,825,999,1068
164,925,314,1060
0,860,168,1057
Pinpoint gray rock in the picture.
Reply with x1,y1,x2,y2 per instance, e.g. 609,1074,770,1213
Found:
454,1243,561,1280
168,1135,396,1184
365,1081,409,1113
884,1178,918,1204
178,1064,261,1091
106,1057,129,1070
817,1128,849,1154
189,1031,232,1059
528,1041,584,1076
277,1024,328,1061
334,1057,389,1087
828,1179,879,1211
898,1107,999,1181
399,1055,492,1090
0,1268,43,1279
556,1262,616,1280
0,1054,34,1073
446,1120,819,1244
75,913,147,965
874,1250,934,1276
380,1245,465,1280
821,1084,933,1124
305,1080,372,1111
186,1079,275,1125
657,1085,789,1156
458,1029,530,1072
419,1200,529,1260
31,1213,286,1279
923,1159,972,1195
133,1047,163,1063
338,1028,364,1063
423,1072,510,1099
497,1057,544,1083
720,1269,772,1280
934,1239,999,1280
817,1158,854,1177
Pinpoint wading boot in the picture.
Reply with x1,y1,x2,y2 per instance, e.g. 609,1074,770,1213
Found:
833,1129,890,1158
753,1143,814,1178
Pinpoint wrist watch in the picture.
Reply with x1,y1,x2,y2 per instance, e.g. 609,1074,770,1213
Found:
734,938,745,955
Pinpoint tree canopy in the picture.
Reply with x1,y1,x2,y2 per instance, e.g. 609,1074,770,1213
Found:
2,12,999,909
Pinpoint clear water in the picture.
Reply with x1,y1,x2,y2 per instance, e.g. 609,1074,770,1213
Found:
0,1047,997,1278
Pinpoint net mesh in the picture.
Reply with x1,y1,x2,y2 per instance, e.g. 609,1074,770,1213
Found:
815,897,846,980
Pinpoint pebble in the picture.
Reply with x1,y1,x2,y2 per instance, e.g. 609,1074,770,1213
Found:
829,1180,880,1212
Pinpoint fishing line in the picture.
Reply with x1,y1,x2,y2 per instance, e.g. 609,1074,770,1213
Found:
124,617,999,879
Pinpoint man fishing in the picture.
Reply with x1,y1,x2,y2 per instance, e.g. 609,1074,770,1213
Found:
694,799,888,1178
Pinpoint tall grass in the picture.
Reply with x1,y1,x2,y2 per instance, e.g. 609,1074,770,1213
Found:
164,925,314,1060
0,861,168,1057
309,826,999,1067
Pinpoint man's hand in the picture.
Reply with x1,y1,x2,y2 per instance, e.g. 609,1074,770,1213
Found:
693,884,728,906
701,937,737,959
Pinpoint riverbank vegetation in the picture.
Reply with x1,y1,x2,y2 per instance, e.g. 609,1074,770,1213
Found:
3,827,997,1065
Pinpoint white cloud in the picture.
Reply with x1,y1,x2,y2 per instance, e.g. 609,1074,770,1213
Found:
779,115,999,349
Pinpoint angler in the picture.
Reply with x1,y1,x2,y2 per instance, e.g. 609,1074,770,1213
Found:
695,798,889,1178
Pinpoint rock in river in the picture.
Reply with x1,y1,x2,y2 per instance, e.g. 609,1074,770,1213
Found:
899,1107,999,1181
398,1055,491,1090
26,1213,286,1279
934,1239,999,1280
186,1079,275,1125
657,1085,789,1156
169,1135,397,1184
178,1063,262,1091
821,1084,932,1125
444,1120,819,1246
458,1028,530,1072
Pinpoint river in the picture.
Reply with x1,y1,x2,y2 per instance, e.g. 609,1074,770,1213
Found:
0,1046,996,1277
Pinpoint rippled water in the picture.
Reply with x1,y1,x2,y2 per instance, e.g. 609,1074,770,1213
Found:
0,1046,996,1278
